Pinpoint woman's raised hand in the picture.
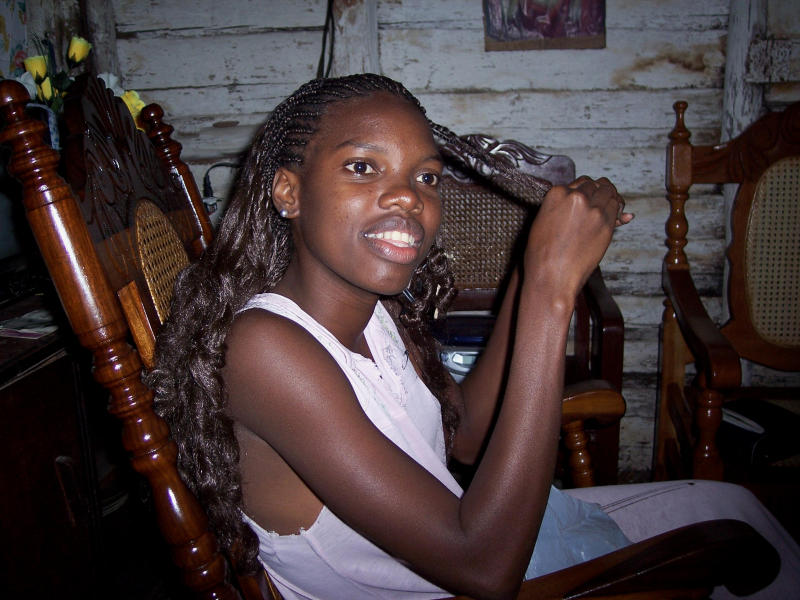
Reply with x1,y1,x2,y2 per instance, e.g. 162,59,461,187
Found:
523,176,632,304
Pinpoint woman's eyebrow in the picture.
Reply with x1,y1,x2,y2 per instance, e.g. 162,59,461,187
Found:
334,140,384,152
333,141,443,165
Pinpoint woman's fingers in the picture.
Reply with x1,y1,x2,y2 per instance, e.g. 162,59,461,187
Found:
570,176,633,227
594,177,635,226
525,175,634,297
618,211,635,226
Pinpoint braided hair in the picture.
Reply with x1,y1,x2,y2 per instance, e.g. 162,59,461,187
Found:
147,73,552,575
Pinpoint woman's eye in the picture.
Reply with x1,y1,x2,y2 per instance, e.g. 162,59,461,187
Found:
417,172,440,186
345,161,376,175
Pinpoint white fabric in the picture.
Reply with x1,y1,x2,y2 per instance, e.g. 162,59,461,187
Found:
237,294,627,597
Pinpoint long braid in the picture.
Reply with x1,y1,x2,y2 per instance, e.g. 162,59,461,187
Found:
148,73,552,576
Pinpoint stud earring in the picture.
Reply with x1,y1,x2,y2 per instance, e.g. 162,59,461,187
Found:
279,209,289,218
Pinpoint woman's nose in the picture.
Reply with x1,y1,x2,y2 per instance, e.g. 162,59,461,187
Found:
378,181,423,214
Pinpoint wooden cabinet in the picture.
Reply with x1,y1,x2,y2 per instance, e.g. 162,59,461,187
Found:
0,295,101,598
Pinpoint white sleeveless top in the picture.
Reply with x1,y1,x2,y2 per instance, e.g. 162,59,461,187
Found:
238,293,462,599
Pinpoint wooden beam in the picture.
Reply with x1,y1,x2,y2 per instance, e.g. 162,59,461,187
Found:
80,0,121,78
746,38,800,83
722,0,766,142
330,0,379,76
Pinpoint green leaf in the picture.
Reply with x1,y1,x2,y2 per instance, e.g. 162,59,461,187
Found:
51,71,71,90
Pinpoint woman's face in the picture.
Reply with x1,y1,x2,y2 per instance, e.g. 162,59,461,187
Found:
278,92,443,299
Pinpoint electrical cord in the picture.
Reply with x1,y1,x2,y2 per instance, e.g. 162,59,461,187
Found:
316,0,335,79
201,162,240,227
202,161,240,198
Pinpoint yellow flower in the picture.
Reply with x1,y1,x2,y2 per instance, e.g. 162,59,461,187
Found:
23,55,48,81
121,90,146,120
37,77,54,101
67,36,92,64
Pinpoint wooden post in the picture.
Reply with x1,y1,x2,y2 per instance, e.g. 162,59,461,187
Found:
141,103,213,252
330,0,379,76
664,101,691,269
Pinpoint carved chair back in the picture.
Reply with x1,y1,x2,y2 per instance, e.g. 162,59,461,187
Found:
60,76,214,365
438,134,574,303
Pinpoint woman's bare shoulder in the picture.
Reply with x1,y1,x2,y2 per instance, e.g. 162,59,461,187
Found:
223,306,338,402
222,304,381,443
227,305,301,347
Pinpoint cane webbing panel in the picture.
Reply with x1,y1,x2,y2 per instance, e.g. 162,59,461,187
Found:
439,177,531,290
745,156,800,348
134,200,190,323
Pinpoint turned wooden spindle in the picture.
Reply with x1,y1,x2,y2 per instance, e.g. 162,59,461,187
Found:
140,103,213,254
659,101,728,480
0,79,240,600
560,383,625,488
664,101,691,269
562,421,594,488
693,376,725,480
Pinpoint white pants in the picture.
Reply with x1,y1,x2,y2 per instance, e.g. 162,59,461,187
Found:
566,480,800,599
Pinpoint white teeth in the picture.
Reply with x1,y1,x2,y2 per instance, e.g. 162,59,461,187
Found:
366,231,415,246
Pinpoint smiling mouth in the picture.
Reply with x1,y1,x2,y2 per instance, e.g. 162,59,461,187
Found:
364,230,419,247
362,218,426,264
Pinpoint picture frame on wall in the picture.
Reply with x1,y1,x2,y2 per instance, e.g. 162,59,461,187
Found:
484,0,606,51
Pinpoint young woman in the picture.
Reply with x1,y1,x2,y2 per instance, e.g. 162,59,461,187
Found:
149,74,799,600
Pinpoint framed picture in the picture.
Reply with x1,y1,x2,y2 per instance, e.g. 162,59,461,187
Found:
484,0,605,51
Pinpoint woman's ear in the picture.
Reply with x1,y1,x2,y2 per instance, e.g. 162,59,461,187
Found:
272,166,301,218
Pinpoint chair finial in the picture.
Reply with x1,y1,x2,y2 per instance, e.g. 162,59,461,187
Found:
139,102,213,248
0,78,30,107
0,80,64,209
669,101,690,144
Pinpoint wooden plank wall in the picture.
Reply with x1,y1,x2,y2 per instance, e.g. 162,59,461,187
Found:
372,1,731,481
107,0,734,481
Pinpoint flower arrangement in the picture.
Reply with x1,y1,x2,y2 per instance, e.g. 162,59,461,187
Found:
21,35,92,114
17,34,147,125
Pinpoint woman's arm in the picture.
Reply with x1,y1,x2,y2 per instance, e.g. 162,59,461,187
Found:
451,177,631,466
448,265,522,465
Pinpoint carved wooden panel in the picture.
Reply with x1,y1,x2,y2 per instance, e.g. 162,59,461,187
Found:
61,75,194,298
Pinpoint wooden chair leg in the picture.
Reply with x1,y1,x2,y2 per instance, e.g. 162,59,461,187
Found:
693,382,724,480
560,383,623,488
563,420,594,488
655,298,694,480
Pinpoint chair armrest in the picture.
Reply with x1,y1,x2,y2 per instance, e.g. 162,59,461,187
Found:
561,381,625,426
663,268,741,389
582,268,624,390
447,519,778,599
